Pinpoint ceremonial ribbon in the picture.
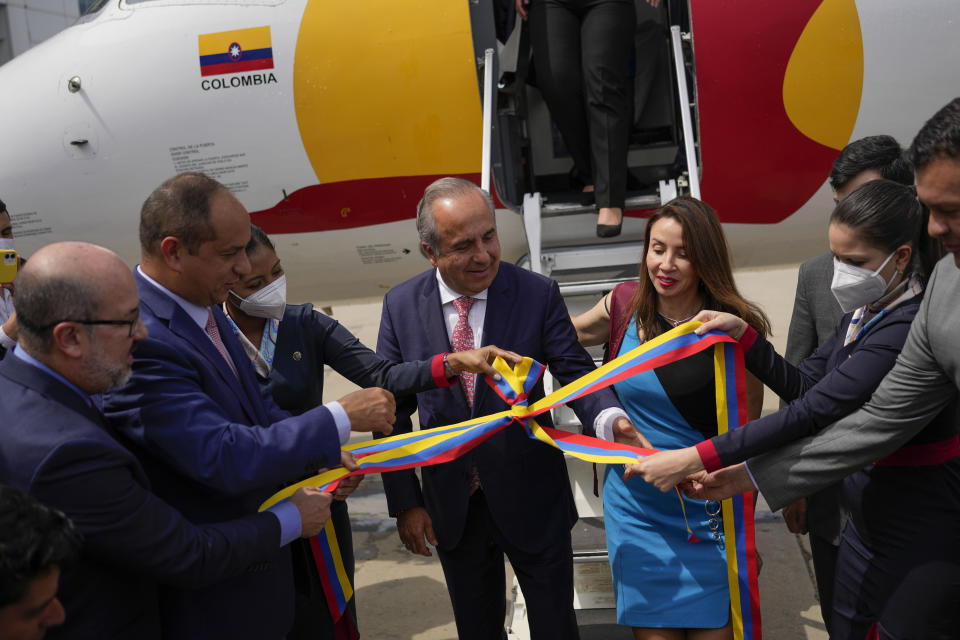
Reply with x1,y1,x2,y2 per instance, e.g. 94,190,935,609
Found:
260,322,761,638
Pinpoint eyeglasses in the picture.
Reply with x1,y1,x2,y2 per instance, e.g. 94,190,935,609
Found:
36,312,140,337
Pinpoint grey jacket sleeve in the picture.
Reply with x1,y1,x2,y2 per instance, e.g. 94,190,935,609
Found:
783,261,820,368
748,261,958,510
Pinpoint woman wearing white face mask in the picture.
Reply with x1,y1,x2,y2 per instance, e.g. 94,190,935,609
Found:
225,225,521,640
629,180,958,639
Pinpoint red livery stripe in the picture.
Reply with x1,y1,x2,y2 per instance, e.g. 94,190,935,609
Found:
200,58,274,77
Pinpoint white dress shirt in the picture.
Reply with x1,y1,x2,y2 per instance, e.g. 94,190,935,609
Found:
0,289,15,349
435,270,627,437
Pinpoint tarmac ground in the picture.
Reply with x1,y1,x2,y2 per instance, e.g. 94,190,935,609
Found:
320,263,830,639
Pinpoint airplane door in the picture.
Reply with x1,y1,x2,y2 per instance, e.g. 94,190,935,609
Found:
481,1,686,213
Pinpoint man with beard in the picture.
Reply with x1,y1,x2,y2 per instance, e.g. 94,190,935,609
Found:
0,242,335,639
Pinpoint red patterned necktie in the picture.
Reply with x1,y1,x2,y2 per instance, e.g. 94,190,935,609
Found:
451,296,481,494
205,309,238,378
451,296,476,405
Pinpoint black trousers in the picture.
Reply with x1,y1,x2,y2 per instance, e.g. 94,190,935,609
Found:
809,532,838,635
529,0,636,209
831,463,960,640
436,491,579,640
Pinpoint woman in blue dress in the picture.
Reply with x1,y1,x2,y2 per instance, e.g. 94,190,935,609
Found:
573,196,769,639
633,181,953,639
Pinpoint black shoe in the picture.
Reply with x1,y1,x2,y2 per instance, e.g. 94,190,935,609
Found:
597,209,623,238
580,189,595,206
596,221,623,238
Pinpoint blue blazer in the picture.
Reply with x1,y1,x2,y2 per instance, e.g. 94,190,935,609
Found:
265,303,440,415
376,262,622,553
102,272,342,640
0,354,281,640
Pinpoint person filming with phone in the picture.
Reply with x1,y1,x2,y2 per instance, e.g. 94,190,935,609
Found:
0,198,22,358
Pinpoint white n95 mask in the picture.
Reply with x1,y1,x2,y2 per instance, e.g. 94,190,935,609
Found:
230,274,287,321
0,238,13,251
830,253,895,313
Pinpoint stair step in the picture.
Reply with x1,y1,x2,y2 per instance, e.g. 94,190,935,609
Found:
540,193,661,217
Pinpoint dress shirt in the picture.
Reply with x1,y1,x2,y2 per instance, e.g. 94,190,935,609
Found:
137,267,350,444
0,289,15,349
435,270,627,434
0,325,14,350
0,287,14,324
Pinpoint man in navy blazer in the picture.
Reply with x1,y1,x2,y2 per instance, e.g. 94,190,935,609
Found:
0,242,334,639
377,178,644,639
102,173,396,639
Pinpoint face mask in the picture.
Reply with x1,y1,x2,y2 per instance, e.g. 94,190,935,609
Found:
0,238,13,251
230,274,287,321
830,253,896,313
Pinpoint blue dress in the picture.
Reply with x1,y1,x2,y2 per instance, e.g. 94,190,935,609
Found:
604,318,729,628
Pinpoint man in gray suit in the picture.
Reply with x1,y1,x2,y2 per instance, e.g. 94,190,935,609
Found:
691,97,960,636
780,135,913,632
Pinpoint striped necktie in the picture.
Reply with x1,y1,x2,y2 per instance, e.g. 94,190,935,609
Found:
205,309,239,378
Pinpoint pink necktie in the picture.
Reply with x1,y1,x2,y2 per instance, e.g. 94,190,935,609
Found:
206,309,238,378
451,296,481,494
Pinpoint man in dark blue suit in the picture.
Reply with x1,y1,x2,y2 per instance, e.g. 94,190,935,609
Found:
377,178,646,639
102,173,396,639
0,241,335,639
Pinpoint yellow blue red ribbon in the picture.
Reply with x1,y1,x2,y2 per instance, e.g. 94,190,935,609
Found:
307,519,354,623
260,322,761,638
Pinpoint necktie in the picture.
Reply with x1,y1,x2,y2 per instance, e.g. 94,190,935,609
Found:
451,296,477,405
206,309,239,378
451,296,481,494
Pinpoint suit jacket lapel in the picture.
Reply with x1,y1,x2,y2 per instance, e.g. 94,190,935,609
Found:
0,355,107,431
211,306,270,424
474,266,514,412
418,271,472,414
136,272,260,423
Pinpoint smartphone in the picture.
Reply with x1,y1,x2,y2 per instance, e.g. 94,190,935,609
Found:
0,250,18,284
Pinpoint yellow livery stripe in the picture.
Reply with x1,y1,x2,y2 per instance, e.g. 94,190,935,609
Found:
198,26,272,57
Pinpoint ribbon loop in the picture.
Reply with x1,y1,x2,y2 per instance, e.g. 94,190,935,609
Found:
258,322,761,639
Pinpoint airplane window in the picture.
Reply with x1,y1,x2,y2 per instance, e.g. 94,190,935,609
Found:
79,0,110,15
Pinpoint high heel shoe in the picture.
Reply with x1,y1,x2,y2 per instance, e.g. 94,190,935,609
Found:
596,208,623,238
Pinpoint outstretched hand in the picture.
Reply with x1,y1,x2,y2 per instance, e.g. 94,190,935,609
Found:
289,487,334,538
682,463,757,501
692,310,748,340
611,416,653,449
623,446,704,491
321,451,363,500
445,345,523,382
338,387,396,435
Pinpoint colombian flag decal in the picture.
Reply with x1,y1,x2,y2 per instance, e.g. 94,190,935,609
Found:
198,26,274,77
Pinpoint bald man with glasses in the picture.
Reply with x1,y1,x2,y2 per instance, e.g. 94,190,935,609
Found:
0,241,335,639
